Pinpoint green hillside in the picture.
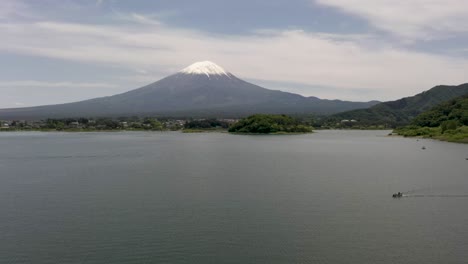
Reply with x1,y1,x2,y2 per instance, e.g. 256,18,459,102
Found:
323,83,468,127
411,95,468,127
394,95,468,143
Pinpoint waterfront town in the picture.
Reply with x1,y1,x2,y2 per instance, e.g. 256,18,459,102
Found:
0,118,239,131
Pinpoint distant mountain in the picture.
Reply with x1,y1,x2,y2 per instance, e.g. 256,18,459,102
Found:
328,83,468,126
0,61,378,120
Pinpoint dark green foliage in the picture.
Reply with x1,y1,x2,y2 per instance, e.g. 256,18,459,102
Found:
411,95,468,127
45,119,65,130
394,95,468,143
441,120,459,133
184,119,229,129
142,118,163,130
326,83,468,127
97,118,120,129
394,126,441,137
395,125,468,143
228,114,312,134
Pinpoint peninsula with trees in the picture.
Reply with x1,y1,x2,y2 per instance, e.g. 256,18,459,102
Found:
228,114,313,134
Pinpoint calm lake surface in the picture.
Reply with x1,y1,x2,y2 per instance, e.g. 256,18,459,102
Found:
0,130,467,264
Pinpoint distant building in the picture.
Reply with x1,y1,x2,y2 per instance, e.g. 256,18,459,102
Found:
219,119,239,124
69,121,80,128
341,119,358,123
29,121,45,129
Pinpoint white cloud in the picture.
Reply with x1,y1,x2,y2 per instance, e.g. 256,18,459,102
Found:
314,0,468,40
0,0,32,19
0,81,117,89
125,13,161,26
2,19,467,100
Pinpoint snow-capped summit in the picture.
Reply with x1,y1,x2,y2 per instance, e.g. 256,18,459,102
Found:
0,59,381,120
180,61,230,77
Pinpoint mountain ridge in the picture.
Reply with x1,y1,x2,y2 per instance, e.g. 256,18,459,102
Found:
0,61,379,120
327,83,468,126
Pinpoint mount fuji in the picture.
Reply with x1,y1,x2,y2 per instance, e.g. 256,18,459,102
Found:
0,61,378,119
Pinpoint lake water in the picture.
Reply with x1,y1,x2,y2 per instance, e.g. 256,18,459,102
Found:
0,130,467,264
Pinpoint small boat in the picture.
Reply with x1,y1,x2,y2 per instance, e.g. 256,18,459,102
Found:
422,146,426,150
392,192,403,198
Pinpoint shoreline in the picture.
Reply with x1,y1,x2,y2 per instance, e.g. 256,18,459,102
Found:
1,128,314,135
389,132,468,144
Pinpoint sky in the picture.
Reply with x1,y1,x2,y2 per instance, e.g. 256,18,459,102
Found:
1,0,468,108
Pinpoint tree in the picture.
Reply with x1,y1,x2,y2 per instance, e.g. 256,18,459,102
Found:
441,120,458,133
143,118,163,130
228,114,312,134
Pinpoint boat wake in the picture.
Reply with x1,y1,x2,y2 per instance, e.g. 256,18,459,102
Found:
398,185,468,198
403,194,468,198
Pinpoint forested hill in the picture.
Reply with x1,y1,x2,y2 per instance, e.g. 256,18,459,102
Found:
394,95,468,143
327,83,468,127
411,94,468,127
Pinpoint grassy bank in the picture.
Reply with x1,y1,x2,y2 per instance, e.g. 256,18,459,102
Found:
182,128,227,133
394,126,468,143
